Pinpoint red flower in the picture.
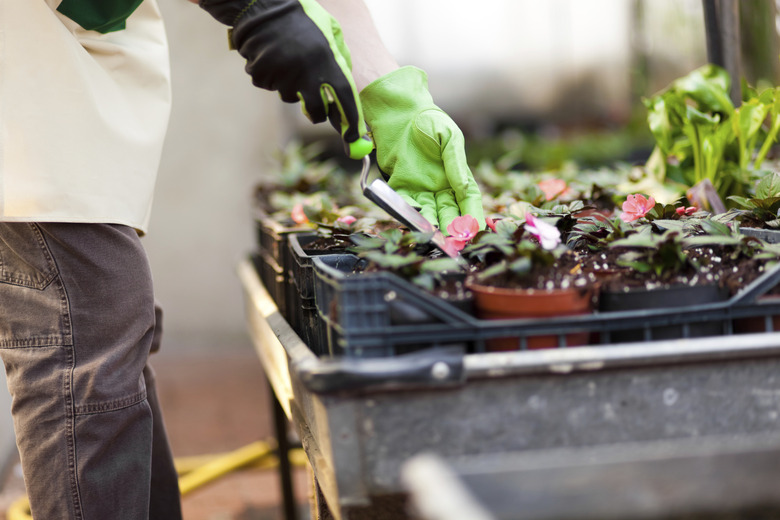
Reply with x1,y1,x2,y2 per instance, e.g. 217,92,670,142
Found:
524,213,561,250
620,194,656,222
538,178,571,201
336,215,357,225
485,216,498,232
675,206,697,216
291,203,309,225
445,215,480,251
443,237,465,256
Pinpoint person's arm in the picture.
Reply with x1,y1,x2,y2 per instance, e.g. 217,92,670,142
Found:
193,0,372,158
315,0,398,91
192,0,484,231
317,2,486,232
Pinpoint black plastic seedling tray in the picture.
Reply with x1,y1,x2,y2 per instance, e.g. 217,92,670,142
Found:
312,254,780,358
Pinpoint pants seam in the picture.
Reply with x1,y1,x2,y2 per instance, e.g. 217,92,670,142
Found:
74,390,148,416
63,344,84,520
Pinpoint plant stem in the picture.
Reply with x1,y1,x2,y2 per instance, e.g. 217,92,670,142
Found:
755,115,780,169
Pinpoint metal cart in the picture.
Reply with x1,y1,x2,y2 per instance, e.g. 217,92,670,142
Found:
239,258,780,520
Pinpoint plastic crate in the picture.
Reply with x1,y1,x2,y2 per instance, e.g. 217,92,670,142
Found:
311,254,780,359
251,253,285,315
313,255,474,358
288,233,349,300
252,205,310,321
287,233,352,354
740,227,780,244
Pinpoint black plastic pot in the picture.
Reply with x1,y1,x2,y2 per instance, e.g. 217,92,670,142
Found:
252,205,310,320
739,227,780,244
313,255,472,358
287,233,353,355
598,283,730,343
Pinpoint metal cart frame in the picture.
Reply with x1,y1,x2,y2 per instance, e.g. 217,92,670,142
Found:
239,259,780,520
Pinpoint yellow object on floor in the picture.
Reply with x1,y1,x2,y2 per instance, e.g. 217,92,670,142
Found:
6,441,306,520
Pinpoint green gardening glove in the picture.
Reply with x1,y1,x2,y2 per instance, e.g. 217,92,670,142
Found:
359,66,485,232
198,0,373,159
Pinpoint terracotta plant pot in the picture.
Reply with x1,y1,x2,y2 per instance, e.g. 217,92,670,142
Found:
467,283,593,351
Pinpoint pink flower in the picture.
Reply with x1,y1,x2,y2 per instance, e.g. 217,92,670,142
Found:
291,203,309,225
446,215,480,250
485,216,498,232
538,178,571,201
443,236,465,256
524,213,561,250
336,215,357,226
620,194,656,222
675,206,697,216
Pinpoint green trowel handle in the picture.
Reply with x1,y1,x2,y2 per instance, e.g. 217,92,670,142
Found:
346,134,374,160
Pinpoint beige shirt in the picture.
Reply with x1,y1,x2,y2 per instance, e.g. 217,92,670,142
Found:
0,0,172,234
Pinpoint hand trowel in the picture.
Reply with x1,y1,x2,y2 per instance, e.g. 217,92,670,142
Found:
358,155,463,262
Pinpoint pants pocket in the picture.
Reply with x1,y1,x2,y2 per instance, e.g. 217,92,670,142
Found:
0,223,58,290
0,223,70,347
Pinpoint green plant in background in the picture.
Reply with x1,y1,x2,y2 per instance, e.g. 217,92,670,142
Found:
727,171,780,229
643,64,780,207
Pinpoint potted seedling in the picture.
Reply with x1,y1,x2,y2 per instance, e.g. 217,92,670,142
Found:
461,213,596,351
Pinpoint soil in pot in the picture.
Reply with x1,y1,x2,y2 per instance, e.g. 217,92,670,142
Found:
720,257,780,333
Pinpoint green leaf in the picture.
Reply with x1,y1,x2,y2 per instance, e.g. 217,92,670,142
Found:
419,257,461,273
727,195,754,209
645,96,675,154
683,234,742,247
508,257,532,276
697,217,732,236
411,273,435,292
756,173,780,199
477,261,509,281
362,250,420,269
674,65,734,115
349,234,386,250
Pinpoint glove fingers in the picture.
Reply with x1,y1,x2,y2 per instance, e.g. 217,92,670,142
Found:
296,88,328,124
440,137,472,198
323,84,363,144
458,184,487,230
435,190,460,233
414,192,439,230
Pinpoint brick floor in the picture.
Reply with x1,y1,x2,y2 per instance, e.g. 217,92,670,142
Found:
154,345,311,520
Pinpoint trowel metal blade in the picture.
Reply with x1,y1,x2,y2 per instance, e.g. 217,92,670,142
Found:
359,157,461,261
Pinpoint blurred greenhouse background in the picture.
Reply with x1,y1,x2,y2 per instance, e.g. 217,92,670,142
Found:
1,0,779,479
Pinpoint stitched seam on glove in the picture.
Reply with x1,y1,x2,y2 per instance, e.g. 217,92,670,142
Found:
234,0,259,25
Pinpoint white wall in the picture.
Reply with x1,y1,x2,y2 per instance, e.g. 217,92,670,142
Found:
144,0,289,352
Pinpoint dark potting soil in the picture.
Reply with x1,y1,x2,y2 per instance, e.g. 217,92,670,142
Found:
304,234,353,252
466,249,598,293
310,230,778,301
576,245,778,296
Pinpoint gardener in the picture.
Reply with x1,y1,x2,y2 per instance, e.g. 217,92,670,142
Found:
0,0,484,518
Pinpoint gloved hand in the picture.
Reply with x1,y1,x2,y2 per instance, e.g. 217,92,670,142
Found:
359,66,485,232
198,0,372,159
